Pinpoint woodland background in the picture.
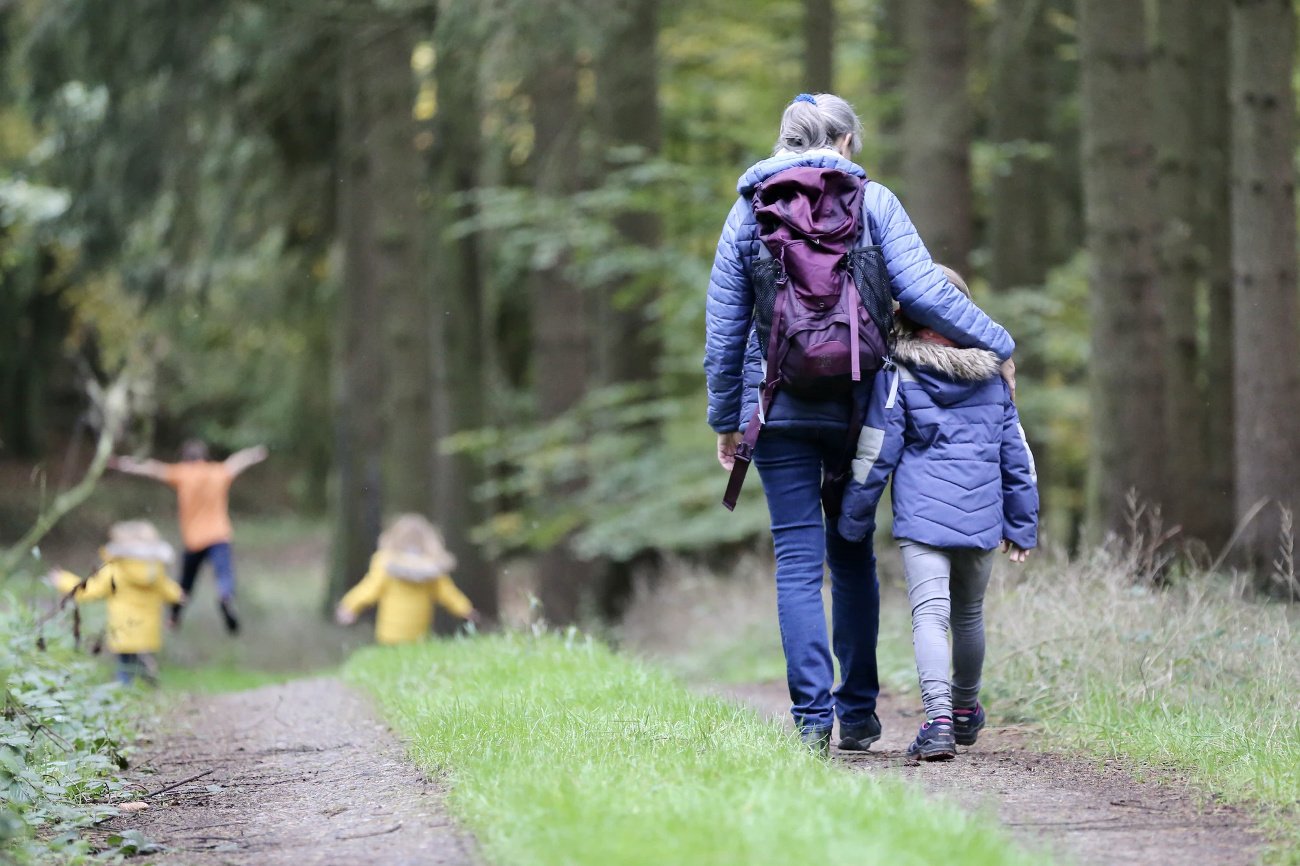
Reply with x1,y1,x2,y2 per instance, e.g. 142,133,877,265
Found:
2,0,1299,621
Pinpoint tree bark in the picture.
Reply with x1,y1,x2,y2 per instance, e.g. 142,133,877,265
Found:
1195,0,1234,550
327,23,390,609
1150,0,1208,540
872,0,906,188
368,23,433,516
803,0,834,93
1077,0,1167,535
901,0,972,273
1229,0,1300,567
528,23,593,624
988,0,1053,290
594,0,662,387
430,0,497,621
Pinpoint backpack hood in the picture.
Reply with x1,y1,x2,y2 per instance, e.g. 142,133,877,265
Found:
737,149,866,196
894,332,1001,407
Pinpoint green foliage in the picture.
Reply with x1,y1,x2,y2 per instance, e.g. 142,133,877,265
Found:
347,632,1047,866
451,384,768,563
0,597,148,864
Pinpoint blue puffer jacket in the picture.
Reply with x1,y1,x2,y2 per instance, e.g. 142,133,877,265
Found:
837,334,1039,550
704,149,1016,435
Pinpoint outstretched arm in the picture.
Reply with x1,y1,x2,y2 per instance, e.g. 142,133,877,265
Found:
107,456,172,482
225,445,269,478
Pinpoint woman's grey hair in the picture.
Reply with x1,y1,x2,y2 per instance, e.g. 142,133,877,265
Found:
774,93,864,156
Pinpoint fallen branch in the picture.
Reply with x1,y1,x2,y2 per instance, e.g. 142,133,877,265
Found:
335,822,402,841
145,769,214,799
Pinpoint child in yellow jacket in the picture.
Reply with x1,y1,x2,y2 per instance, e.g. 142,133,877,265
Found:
48,520,186,684
335,514,480,644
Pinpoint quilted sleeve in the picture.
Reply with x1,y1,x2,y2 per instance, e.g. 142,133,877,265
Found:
871,186,1015,360
704,197,756,433
1000,383,1040,549
837,368,906,542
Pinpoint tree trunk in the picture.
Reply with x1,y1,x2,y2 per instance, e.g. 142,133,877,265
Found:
1195,0,1234,550
326,23,390,609
803,0,834,93
872,0,906,187
901,0,972,273
1150,0,1208,541
593,0,664,617
1077,0,1167,535
594,0,662,387
988,0,1053,290
370,24,433,516
430,1,497,621
528,25,593,624
1229,0,1300,568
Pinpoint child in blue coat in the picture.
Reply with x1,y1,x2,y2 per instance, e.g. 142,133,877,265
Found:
838,268,1039,761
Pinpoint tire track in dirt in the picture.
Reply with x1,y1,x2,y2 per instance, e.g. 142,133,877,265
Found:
721,682,1264,866
103,678,477,865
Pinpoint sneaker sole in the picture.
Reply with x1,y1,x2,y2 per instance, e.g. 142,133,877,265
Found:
954,732,981,746
837,732,881,752
912,743,957,761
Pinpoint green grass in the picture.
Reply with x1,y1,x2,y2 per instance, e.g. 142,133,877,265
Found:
625,549,1300,863
982,552,1300,863
346,632,1046,866
157,663,304,693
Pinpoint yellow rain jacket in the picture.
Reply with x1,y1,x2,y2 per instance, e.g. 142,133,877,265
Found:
55,553,184,654
338,551,473,645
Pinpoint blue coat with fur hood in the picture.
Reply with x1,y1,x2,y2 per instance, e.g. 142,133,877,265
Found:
704,149,1016,435
837,333,1039,551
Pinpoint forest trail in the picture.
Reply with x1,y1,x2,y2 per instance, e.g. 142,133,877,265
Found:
104,678,477,866
722,682,1264,866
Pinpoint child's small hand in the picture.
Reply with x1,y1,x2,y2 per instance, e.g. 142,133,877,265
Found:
1000,541,1030,563
465,609,483,625
42,569,62,590
335,606,357,626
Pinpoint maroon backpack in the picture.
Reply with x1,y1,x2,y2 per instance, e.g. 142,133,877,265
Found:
722,166,894,511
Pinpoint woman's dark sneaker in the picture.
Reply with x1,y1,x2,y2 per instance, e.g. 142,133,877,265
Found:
838,713,882,751
906,718,957,761
799,726,832,758
953,704,986,746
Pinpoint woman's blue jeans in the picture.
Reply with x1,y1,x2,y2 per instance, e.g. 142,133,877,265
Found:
754,429,880,732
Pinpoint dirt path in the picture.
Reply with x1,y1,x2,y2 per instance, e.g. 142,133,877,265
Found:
723,682,1264,866
103,678,477,865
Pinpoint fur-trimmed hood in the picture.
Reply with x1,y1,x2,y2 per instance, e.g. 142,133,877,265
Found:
893,332,1001,382
893,332,1002,408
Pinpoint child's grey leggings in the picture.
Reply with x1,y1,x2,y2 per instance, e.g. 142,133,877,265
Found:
898,541,994,720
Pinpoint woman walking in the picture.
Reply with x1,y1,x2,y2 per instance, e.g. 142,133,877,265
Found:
704,93,1015,754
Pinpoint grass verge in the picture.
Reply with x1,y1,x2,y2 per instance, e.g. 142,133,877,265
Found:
624,548,1300,863
982,550,1299,863
346,632,1046,866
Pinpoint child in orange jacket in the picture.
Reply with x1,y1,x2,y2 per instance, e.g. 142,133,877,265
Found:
335,514,480,644
48,520,187,684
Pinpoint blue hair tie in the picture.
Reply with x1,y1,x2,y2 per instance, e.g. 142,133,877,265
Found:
793,93,817,105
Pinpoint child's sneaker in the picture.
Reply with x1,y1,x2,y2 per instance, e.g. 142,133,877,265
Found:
906,718,957,761
953,704,986,746
219,599,241,635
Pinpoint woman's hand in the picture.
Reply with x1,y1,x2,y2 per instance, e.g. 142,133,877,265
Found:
1001,540,1030,563
1000,358,1017,402
335,606,357,626
716,432,743,471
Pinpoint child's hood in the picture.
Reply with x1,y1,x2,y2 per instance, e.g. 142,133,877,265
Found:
892,332,1001,407
378,550,443,584
100,541,174,586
